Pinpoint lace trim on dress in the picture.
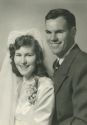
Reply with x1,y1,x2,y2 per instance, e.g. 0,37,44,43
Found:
28,76,39,105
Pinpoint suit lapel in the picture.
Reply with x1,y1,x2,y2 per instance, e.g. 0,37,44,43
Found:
53,44,80,94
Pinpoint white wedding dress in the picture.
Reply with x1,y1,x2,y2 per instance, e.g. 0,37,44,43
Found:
15,76,54,125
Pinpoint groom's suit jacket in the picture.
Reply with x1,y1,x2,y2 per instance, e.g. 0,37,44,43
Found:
52,44,87,125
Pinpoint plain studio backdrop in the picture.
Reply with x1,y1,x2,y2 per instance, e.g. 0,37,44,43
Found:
0,0,87,75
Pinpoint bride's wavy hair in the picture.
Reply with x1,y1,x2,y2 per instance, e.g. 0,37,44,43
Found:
9,35,48,77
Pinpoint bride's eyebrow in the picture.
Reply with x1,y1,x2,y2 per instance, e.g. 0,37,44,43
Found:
25,52,34,55
15,53,21,55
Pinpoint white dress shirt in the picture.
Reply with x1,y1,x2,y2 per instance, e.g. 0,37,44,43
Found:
57,43,76,65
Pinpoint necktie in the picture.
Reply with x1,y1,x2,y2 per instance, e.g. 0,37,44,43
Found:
53,59,60,72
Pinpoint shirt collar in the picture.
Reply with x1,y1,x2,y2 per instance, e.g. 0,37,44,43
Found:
57,43,76,65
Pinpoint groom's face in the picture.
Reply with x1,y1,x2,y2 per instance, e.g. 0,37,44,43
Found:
45,16,75,58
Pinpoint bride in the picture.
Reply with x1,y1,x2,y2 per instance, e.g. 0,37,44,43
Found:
0,29,54,125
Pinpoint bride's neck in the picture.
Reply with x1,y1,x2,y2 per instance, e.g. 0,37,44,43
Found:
23,74,34,82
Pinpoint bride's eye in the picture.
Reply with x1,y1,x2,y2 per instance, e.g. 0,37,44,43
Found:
26,53,34,57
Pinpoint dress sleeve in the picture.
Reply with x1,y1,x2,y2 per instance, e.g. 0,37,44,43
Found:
34,77,55,125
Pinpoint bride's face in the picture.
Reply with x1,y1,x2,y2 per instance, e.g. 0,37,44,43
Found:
14,46,36,78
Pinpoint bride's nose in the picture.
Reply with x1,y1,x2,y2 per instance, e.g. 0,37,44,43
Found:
21,56,27,65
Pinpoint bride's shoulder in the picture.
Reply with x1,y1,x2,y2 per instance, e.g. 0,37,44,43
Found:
37,76,54,88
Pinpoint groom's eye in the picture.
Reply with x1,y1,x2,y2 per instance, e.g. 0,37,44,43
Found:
45,30,51,34
15,53,21,57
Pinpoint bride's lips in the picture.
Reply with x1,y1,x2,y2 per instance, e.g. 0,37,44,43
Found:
51,41,62,44
18,65,30,70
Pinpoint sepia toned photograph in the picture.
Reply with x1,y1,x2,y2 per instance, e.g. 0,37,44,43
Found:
0,0,87,125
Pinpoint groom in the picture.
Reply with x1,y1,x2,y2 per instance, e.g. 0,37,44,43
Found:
45,8,87,125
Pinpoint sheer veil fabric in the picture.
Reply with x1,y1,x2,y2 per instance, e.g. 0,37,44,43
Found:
0,29,43,125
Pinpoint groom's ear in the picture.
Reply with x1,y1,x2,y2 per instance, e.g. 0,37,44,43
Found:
71,26,76,37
